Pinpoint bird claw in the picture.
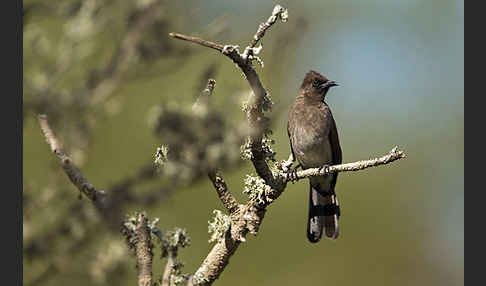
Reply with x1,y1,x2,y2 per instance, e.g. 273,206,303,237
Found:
285,164,301,183
318,164,330,175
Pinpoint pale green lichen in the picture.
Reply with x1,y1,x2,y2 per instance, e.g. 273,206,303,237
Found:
208,210,231,243
241,95,253,114
243,175,273,205
154,145,169,170
262,92,274,112
240,138,253,160
120,212,151,254
159,227,191,258
169,260,191,285
241,91,273,113
261,138,276,162
272,5,289,23
150,226,191,286
240,137,276,162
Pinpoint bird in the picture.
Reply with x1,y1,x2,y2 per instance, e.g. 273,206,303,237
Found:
287,70,342,242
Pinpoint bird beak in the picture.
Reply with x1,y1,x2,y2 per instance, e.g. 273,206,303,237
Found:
326,81,339,88
319,81,339,90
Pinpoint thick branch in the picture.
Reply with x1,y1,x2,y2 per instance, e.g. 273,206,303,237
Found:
191,233,241,286
191,203,263,286
135,213,153,286
208,171,239,214
38,114,106,203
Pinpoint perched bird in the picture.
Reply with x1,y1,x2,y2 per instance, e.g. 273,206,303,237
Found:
287,70,342,242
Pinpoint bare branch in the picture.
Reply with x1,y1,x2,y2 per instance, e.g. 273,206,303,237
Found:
169,33,224,52
285,147,406,182
134,213,153,286
38,114,106,203
208,171,239,214
249,4,288,48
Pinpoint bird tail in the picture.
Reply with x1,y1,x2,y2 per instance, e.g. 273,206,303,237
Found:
307,182,340,242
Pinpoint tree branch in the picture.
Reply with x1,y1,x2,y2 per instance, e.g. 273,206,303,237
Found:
161,251,175,286
208,171,239,214
249,4,288,49
284,146,406,182
169,33,224,52
38,114,106,203
134,213,153,286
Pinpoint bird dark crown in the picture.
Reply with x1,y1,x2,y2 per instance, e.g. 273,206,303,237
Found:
301,70,329,89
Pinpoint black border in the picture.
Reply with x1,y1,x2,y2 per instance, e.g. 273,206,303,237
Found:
2,0,22,285
465,1,478,285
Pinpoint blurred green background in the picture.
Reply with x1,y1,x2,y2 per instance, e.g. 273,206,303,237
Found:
23,0,463,285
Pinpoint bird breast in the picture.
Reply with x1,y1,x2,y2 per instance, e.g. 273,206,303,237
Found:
289,104,333,168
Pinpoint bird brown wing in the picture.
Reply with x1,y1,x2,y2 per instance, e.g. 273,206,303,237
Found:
287,120,296,161
328,109,342,165
327,107,342,220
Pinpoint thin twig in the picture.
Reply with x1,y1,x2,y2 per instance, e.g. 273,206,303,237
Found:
283,146,406,182
38,114,106,202
169,33,224,52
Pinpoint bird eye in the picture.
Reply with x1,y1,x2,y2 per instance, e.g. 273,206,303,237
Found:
312,79,321,87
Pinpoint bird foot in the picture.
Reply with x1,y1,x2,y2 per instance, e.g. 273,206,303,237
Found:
318,164,331,175
285,164,301,183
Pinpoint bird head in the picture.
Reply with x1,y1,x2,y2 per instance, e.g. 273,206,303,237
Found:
300,70,338,101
